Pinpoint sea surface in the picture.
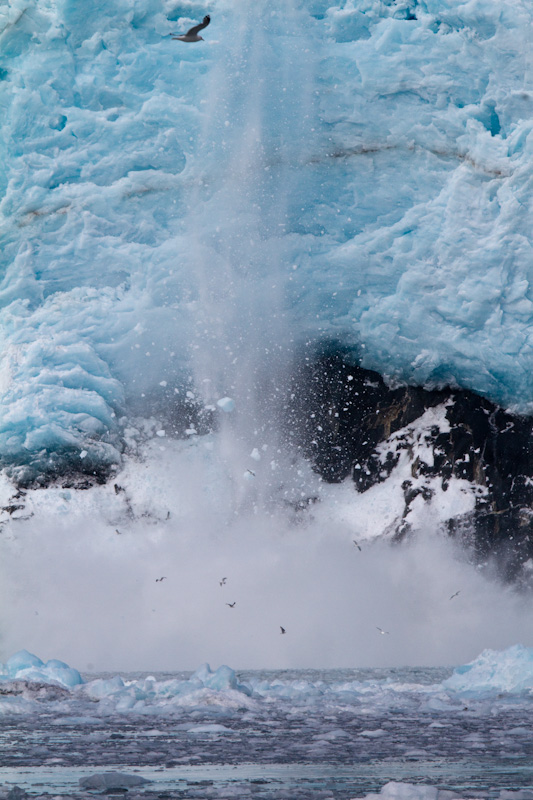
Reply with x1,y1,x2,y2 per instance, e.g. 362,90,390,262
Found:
2,666,533,799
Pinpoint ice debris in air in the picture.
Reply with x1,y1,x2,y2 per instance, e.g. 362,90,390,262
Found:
216,397,235,413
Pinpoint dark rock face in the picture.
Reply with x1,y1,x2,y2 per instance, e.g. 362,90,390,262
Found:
285,350,533,583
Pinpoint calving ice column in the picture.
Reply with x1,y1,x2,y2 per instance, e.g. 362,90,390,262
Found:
185,0,321,497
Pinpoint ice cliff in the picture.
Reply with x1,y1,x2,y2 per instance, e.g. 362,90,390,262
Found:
1,0,533,482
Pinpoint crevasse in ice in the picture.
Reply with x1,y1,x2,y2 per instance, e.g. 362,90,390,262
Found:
1,0,533,476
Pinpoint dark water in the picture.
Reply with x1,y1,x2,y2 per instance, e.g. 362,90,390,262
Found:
2,667,533,799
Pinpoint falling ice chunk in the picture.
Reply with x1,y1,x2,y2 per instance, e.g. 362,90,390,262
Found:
159,381,167,387
80,450,88,459
250,448,261,461
217,397,235,413
156,430,165,437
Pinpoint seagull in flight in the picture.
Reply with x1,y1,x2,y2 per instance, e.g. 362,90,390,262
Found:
376,626,389,635
280,626,286,634
155,577,167,583
449,590,461,600
171,15,210,42
226,601,236,608
353,539,362,551
220,577,227,586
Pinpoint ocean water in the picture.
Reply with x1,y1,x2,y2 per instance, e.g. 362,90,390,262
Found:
2,659,533,799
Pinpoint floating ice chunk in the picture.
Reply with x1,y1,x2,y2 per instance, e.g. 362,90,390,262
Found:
315,728,350,740
79,773,150,790
217,396,235,413
443,644,533,695
362,782,461,800
1,651,83,687
186,723,232,734
83,675,126,699
41,659,84,688
156,430,165,437
5,650,44,677
250,447,261,461
191,663,252,696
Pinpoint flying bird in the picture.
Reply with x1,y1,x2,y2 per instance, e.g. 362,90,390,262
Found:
449,590,461,600
155,577,167,582
220,577,227,586
171,15,210,42
353,539,362,551
376,626,389,635
226,601,236,608
280,626,286,634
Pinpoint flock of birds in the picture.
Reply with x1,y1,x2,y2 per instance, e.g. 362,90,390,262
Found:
151,540,461,639
158,9,467,644
220,577,285,632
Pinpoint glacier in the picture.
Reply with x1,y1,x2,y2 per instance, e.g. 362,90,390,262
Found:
2,0,533,673
5,6,533,795
1,0,533,480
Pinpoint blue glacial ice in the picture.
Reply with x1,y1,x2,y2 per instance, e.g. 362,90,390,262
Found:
443,643,533,695
0,649,83,688
3,645,533,715
1,0,533,477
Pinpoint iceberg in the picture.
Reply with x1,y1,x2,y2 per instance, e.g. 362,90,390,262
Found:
79,772,150,792
0,650,83,688
79,772,150,790
4,646,533,718
443,644,533,695
361,783,462,800
191,662,252,696
1,0,533,478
